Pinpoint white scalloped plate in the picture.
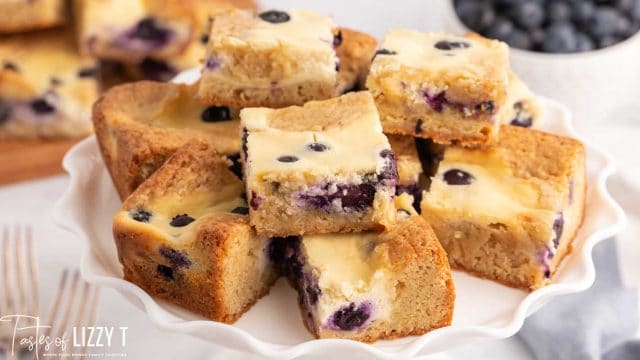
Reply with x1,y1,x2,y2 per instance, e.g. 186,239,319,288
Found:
52,88,625,358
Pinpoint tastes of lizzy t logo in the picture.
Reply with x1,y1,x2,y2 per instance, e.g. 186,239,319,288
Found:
0,314,127,358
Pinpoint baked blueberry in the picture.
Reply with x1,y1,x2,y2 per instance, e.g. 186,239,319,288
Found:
30,98,55,114
77,67,98,78
423,91,447,112
156,264,174,280
201,105,231,122
552,212,564,249
200,33,210,44
226,152,243,179
333,30,343,47
371,48,397,61
443,169,475,185
434,40,471,50
231,206,249,215
130,17,170,45
258,10,290,24
159,246,191,268
277,155,299,163
131,209,152,222
308,142,328,152
415,119,424,134
0,101,11,125
3,61,19,72
50,77,62,86
329,302,371,331
170,214,195,227
140,58,175,81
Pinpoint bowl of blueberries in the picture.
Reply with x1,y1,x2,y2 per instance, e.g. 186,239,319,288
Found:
445,0,640,126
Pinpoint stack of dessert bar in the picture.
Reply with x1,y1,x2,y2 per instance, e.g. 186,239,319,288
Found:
92,7,586,342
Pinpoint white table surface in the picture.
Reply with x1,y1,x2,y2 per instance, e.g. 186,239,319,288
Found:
1,1,639,358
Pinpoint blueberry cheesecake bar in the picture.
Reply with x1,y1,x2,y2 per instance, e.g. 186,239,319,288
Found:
366,30,510,148
198,8,340,108
501,72,542,129
0,28,99,139
0,0,66,33
74,0,246,63
114,140,278,322
269,194,455,341
241,92,398,237
93,81,241,199
419,126,586,290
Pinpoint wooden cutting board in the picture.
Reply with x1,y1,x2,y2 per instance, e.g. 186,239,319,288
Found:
0,139,78,185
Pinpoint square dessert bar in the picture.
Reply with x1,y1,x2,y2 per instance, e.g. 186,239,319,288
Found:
74,0,245,63
0,28,99,140
0,0,66,33
419,125,586,290
241,92,398,237
501,71,543,129
269,194,454,341
366,30,510,148
114,141,277,322
198,8,339,108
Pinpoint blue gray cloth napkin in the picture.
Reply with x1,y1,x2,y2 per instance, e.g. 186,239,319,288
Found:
518,239,639,360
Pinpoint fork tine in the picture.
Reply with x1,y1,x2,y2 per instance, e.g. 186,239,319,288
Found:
14,225,27,316
80,285,101,356
1,226,9,315
26,226,39,317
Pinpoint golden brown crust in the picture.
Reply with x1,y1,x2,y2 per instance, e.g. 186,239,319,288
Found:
93,81,240,199
0,0,67,33
335,27,377,93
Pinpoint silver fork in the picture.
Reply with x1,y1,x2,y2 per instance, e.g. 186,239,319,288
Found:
0,225,39,359
36,268,100,358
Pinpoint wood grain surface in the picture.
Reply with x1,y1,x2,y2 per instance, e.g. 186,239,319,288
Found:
0,139,78,185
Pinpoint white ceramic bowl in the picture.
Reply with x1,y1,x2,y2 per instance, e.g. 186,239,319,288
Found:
52,96,625,359
443,1,640,128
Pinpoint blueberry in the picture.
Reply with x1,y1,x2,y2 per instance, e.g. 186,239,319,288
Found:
77,67,98,78
131,209,152,222
307,143,328,152
575,32,596,51
159,246,191,268
0,101,12,125
415,118,424,134
156,264,174,280
510,116,533,128
510,2,545,29
258,10,290,24
333,30,343,48
139,58,175,82
371,49,397,61
614,0,636,12
397,209,412,218
250,191,263,210
231,206,249,215
277,155,299,163
200,105,231,122
572,1,596,24
506,29,533,50
3,61,19,72
598,35,621,48
543,22,578,53
552,212,564,249
548,1,572,23
530,27,546,47
423,91,447,112
591,7,624,38
455,1,496,31
170,214,195,227
486,16,515,41
434,40,471,50
200,33,209,44
632,1,640,22
330,302,371,331
30,98,55,114
226,152,242,179
131,17,170,44
443,169,475,185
